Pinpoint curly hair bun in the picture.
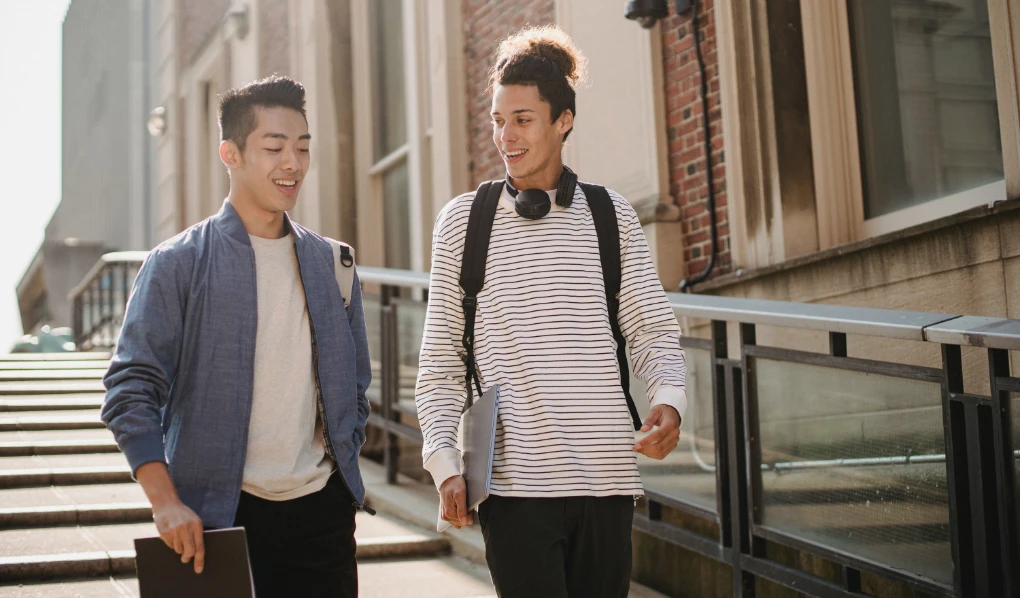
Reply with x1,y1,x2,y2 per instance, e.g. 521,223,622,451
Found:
494,25,587,89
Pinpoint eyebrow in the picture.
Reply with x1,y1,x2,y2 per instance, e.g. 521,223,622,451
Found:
490,109,536,117
262,132,312,141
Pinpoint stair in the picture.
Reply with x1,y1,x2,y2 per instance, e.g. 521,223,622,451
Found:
0,352,495,597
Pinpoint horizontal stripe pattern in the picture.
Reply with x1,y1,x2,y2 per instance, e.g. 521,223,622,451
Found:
415,184,687,497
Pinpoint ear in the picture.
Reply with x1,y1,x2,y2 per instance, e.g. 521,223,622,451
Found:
558,109,574,138
219,140,243,170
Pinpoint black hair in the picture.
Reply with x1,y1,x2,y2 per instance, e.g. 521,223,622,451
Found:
218,75,306,152
489,25,587,141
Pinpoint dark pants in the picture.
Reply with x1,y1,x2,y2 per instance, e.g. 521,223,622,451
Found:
233,473,358,598
478,494,635,598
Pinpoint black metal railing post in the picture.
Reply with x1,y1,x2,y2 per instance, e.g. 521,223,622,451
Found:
739,322,763,597
988,348,1017,597
380,285,400,484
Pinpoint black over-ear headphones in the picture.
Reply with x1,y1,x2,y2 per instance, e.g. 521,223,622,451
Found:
504,166,579,220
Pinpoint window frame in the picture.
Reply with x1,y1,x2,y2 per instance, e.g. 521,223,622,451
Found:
801,0,1016,248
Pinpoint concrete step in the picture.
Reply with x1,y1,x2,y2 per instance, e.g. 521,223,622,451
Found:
0,483,147,510
0,502,151,529
0,381,106,396
0,361,108,371
0,426,116,449
0,466,132,489
0,410,104,432
0,354,110,363
0,370,105,382
0,556,496,598
0,395,104,412
0,438,119,457
0,575,138,597
0,513,450,583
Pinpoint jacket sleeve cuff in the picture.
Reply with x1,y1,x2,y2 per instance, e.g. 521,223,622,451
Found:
650,386,688,423
424,447,462,491
121,433,167,478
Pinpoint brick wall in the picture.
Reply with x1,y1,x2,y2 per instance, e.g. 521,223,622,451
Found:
660,1,731,279
463,0,555,188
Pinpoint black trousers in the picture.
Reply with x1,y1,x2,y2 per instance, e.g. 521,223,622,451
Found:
233,472,358,597
478,495,635,598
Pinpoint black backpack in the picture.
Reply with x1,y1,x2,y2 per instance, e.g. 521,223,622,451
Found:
457,180,642,431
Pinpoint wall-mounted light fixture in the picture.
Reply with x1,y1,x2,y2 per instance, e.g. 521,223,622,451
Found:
624,0,693,28
223,4,251,41
146,106,167,138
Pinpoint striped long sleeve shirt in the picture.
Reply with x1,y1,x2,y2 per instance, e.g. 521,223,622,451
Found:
415,183,688,497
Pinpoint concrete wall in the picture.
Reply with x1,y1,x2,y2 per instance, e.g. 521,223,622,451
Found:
56,0,150,252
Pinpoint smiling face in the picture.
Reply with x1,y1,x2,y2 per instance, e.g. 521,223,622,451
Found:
220,105,311,216
491,83,573,190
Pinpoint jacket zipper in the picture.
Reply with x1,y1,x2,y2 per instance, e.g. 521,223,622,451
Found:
298,247,375,515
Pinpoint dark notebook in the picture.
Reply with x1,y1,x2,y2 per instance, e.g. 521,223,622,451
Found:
134,527,254,598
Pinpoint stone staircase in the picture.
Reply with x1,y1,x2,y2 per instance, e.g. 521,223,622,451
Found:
0,353,496,597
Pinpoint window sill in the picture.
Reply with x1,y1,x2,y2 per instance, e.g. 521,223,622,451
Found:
693,194,1020,294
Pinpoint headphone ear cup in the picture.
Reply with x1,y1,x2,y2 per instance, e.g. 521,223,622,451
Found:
556,169,578,208
515,189,552,220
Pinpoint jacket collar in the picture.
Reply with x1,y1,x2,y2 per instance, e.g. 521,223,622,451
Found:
213,199,304,245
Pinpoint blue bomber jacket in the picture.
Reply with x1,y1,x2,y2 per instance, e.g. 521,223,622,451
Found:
101,201,372,528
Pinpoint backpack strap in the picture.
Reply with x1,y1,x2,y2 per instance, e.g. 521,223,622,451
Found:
579,182,643,431
326,238,356,308
458,181,503,411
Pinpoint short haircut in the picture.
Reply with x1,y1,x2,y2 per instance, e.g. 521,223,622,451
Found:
489,25,587,141
218,75,307,152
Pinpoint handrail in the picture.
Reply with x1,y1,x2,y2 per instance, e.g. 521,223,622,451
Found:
68,251,149,300
357,267,1020,348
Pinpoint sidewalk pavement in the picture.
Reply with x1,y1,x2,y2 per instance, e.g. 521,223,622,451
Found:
360,459,670,598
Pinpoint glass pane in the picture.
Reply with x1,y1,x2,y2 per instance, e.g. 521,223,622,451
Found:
382,160,412,270
635,347,717,513
370,0,406,160
848,0,1003,219
363,295,382,408
755,358,952,584
396,300,427,416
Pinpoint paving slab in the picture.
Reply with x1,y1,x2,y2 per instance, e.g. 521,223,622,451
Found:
0,429,115,444
0,484,147,511
359,557,495,598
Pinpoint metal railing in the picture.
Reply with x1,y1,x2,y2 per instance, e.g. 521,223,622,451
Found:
74,252,1019,596
69,252,148,350
357,266,1020,598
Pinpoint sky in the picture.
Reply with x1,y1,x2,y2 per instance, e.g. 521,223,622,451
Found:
0,1,70,352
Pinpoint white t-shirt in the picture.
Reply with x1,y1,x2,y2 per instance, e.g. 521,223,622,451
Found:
241,233,333,501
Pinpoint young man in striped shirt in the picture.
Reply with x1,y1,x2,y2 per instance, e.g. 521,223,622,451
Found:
415,26,688,598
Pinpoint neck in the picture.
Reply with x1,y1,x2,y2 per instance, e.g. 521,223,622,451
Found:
511,154,564,191
227,188,287,239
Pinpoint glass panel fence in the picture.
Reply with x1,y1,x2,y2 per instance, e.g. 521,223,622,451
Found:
635,347,717,513
395,300,427,417
363,295,382,408
754,358,952,585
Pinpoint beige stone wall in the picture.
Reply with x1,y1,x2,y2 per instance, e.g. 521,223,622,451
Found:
180,0,231,65
259,0,290,78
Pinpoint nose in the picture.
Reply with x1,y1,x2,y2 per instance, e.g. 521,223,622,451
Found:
280,147,300,172
500,122,518,145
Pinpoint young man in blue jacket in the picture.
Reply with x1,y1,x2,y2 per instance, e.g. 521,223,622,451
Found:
102,76,371,597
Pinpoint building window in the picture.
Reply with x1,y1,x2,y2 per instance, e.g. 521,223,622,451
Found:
368,0,414,271
848,0,1003,227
